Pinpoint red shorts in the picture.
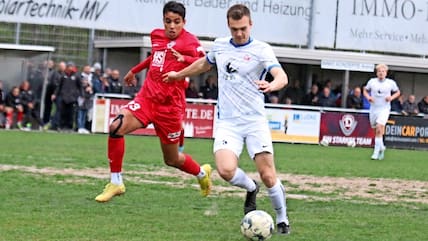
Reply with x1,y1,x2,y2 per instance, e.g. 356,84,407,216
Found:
123,96,182,144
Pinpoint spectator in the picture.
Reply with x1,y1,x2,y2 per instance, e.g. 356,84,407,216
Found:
281,80,304,104
81,65,93,84
104,67,112,79
390,92,403,112
0,80,5,127
91,62,106,94
322,79,337,99
19,80,44,130
107,69,123,94
46,61,66,130
4,86,24,130
53,61,82,131
27,61,45,103
316,86,336,107
301,84,319,106
185,79,200,98
269,92,280,104
123,83,139,98
417,95,428,115
43,60,57,125
401,94,419,116
346,86,363,109
77,77,93,134
200,75,218,100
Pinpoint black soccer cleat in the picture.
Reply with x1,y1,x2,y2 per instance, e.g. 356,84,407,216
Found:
244,180,260,214
277,222,291,235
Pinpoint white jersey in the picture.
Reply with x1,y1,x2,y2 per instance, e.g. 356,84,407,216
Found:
364,78,399,110
206,37,281,119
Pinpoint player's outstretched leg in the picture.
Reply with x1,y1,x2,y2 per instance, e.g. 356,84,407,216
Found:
178,153,212,197
95,127,126,202
198,164,212,197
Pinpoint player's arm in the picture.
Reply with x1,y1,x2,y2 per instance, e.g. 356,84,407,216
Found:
162,57,211,82
171,46,205,64
124,56,152,86
256,66,288,93
363,86,374,103
388,89,401,102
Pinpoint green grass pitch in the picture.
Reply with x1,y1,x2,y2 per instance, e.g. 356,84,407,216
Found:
0,130,427,241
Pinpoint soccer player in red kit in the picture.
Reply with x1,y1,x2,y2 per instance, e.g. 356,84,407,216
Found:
95,1,212,202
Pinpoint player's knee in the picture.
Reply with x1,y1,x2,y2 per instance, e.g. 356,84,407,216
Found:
259,171,276,188
217,167,234,181
109,114,124,138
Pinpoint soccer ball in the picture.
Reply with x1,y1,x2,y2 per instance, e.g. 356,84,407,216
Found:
347,139,356,148
240,210,274,241
319,139,330,146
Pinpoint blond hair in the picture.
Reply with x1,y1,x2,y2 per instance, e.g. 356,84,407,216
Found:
375,63,388,72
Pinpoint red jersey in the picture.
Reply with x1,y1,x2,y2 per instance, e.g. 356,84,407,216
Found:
134,29,204,107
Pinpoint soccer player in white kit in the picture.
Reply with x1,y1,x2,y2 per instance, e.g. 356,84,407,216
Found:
363,64,400,160
163,4,291,235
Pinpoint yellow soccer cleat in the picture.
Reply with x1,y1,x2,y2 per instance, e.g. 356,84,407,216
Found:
95,183,126,202
198,164,212,197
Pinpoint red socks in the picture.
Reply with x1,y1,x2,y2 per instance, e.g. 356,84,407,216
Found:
17,112,23,122
108,136,125,172
179,154,200,176
108,136,199,176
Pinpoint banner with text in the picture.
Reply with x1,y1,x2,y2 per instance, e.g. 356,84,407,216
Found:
266,108,320,144
319,112,375,147
385,115,428,150
91,97,214,138
336,0,428,55
0,0,337,47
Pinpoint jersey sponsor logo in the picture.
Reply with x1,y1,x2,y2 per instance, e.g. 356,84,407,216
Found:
339,114,358,136
152,51,166,67
167,131,181,141
225,62,238,74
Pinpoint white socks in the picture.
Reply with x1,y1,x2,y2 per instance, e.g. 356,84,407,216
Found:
196,167,206,179
268,179,289,225
110,172,123,185
374,137,384,153
229,168,257,192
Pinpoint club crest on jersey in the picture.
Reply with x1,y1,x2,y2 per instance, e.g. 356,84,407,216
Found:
243,54,251,61
339,114,357,136
167,41,176,49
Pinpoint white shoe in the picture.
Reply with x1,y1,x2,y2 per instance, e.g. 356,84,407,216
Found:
78,128,90,134
371,152,379,160
378,147,386,160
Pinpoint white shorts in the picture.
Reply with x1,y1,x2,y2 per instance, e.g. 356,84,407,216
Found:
213,115,273,160
369,108,390,128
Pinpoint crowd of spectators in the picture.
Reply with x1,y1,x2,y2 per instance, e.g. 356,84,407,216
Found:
0,61,138,133
1,65,428,132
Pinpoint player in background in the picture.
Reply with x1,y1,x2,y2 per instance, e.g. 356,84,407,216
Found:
95,1,211,202
363,64,400,160
163,4,291,235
